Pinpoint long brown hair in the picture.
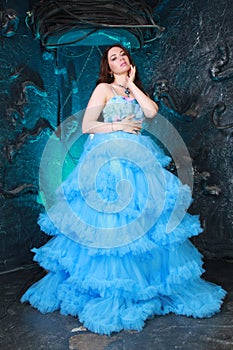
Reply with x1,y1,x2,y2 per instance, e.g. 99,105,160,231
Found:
96,44,144,91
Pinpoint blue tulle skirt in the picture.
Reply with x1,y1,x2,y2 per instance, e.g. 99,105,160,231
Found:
21,131,226,335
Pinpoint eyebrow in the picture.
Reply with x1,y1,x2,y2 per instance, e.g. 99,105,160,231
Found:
110,50,125,59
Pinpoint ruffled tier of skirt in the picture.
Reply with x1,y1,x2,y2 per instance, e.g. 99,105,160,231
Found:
21,132,226,335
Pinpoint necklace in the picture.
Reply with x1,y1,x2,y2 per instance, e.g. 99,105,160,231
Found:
117,84,130,97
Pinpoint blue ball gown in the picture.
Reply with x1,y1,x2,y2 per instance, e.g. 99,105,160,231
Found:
21,94,226,335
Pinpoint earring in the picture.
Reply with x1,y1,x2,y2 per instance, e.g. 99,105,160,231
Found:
110,72,113,78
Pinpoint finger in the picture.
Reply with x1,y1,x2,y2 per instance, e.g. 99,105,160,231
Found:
131,65,136,73
133,122,142,128
125,114,135,120
132,124,141,131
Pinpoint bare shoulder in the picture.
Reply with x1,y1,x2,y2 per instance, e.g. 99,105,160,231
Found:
87,83,112,107
91,83,113,102
95,82,112,93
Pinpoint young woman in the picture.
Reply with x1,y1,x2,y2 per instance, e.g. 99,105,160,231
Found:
21,44,226,335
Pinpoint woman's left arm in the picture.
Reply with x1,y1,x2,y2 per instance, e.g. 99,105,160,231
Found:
127,65,158,119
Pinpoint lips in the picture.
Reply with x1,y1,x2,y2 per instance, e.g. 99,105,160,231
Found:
120,62,127,66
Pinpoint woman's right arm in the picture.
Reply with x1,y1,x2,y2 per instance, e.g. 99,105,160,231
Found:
82,83,142,134
82,83,113,134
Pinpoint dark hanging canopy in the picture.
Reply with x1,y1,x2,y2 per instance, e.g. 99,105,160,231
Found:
26,0,164,49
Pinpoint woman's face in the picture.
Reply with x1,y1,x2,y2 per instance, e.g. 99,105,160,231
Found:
107,46,131,75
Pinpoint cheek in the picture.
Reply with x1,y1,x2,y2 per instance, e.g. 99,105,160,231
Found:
109,61,117,72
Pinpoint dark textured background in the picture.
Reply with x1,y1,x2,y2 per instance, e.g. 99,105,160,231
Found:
0,0,232,269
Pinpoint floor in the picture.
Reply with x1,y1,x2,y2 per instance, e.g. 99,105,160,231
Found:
0,259,233,350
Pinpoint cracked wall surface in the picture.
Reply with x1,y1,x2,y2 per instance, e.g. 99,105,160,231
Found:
0,0,233,268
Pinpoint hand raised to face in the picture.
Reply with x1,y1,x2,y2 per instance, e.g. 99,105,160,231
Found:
127,65,136,84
